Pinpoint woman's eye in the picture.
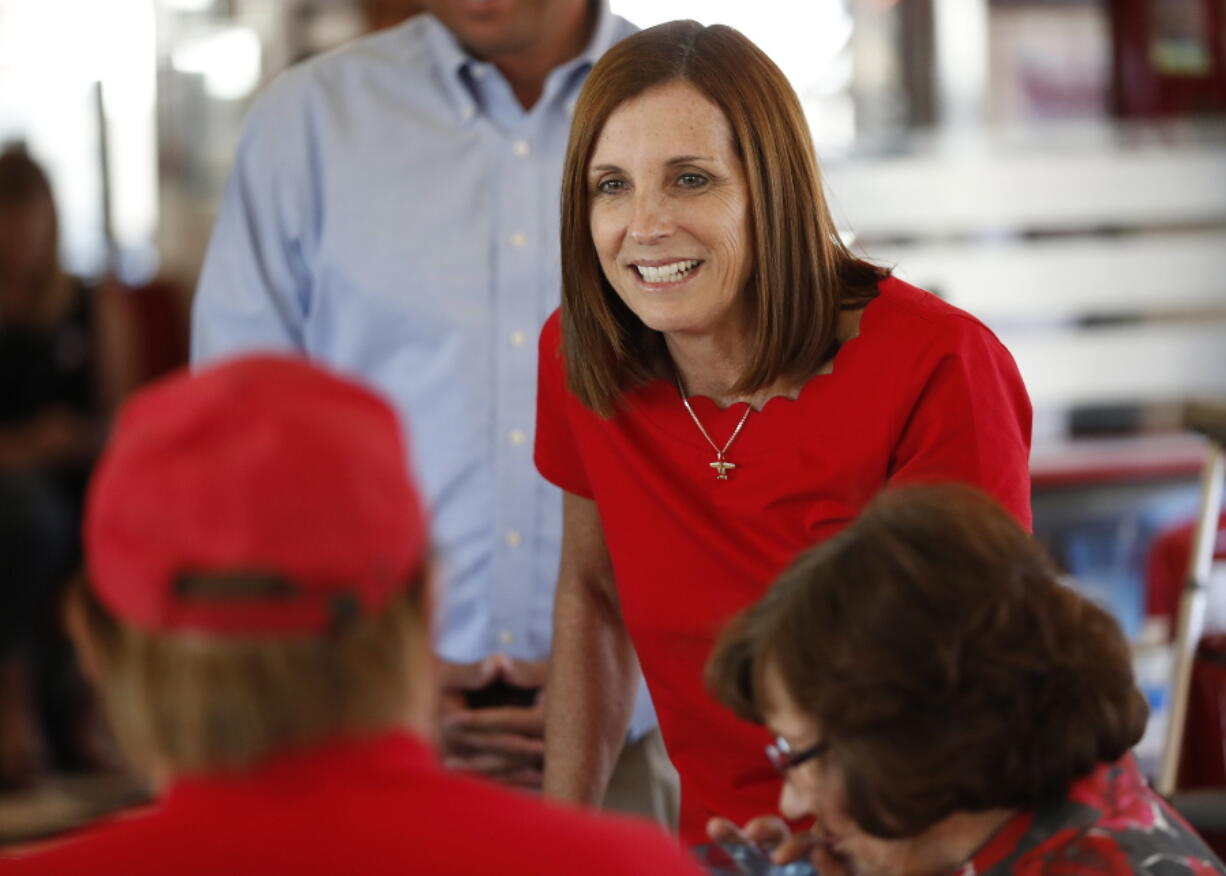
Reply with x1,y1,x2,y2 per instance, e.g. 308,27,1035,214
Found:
596,178,626,194
677,172,709,188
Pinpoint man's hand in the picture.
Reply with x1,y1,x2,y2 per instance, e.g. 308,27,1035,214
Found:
707,815,845,874
438,655,547,789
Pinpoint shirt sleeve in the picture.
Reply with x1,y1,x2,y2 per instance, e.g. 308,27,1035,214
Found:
534,310,594,499
887,316,1033,530
190,71,318,365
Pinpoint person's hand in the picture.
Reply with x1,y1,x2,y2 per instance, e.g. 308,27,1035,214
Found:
707,814,847,874
438,655,547,789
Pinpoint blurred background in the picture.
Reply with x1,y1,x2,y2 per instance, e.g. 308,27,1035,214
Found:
0,0,1224,848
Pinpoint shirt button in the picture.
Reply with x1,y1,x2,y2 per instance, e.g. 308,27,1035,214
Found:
512,140,530,158
510,330,528,347
505,530,523,548
471,64,487,79
460,105,474,121
499,630,515,646
510,232,527,248
508,429,526,446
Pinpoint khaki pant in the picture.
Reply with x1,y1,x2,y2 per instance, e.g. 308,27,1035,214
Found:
601,729,679,829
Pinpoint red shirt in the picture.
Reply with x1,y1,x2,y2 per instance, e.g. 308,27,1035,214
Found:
535,277,1033,845
1,732,704,876
963,756,1226,875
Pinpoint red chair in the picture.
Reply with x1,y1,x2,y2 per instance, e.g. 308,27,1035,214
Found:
93,278,190,406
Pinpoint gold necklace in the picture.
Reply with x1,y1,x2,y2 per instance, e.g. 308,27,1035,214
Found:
675,374,752,481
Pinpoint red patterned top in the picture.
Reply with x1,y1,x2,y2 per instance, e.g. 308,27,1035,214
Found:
962,756,1225,875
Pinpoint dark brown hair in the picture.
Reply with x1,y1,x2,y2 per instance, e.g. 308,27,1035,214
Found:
707,484,1148,838
559,21,887,416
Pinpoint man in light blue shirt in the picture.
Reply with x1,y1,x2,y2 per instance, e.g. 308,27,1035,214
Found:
191,0,669,813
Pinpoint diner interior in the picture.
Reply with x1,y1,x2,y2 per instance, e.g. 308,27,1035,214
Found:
0,0,1224,857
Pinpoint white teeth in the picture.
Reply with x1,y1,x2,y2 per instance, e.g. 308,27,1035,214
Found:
635,259,699,284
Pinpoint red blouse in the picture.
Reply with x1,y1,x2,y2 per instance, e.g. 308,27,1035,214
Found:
535,277,1033,845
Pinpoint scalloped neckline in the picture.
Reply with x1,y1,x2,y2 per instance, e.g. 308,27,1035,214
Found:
675,293,878,417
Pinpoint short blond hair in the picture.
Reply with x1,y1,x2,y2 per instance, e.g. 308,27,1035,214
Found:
70,572,429,776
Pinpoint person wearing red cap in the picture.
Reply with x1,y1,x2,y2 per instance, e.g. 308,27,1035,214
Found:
1,354,703,876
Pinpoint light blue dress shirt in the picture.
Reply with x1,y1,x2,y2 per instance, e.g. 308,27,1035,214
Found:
192,7,655,736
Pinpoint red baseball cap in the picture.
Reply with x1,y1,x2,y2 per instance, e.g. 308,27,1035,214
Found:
84,354,427,636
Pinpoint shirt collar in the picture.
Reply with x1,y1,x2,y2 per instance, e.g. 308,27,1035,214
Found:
563,0,625,79
420,0,621,124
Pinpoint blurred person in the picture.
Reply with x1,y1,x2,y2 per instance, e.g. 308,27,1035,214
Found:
190,0,673,815
705,484,1226,876
0,145,115,787
536,21,1031,846
1,354,706,876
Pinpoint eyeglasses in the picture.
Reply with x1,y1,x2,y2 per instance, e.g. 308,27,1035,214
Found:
765,735,828,775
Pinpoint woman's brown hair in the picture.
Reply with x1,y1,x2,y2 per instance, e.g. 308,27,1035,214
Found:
67,570,430,777
707,484,1148,839
559,20,887,416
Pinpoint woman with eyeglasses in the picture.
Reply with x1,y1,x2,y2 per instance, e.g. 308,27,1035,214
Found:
705,484,1225,876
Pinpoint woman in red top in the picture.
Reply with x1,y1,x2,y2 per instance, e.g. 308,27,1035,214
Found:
706,485,1224,875
535,21,1032,846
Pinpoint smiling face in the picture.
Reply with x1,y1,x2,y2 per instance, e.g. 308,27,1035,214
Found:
586,79,753,350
